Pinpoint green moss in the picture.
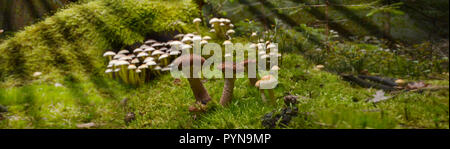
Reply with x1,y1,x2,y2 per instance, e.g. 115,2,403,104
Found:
0,0,199,87
1,53,447,129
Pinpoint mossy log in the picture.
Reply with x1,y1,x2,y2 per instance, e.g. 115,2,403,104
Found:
0,0,199,87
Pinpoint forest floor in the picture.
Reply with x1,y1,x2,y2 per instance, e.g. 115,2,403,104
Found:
1,53,448,129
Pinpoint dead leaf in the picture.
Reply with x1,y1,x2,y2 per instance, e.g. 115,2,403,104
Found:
406,82,429,90
76,122,96,129
367,90,391,103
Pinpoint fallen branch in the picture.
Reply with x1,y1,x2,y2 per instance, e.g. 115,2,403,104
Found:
358,75,398,87
341,74,396,91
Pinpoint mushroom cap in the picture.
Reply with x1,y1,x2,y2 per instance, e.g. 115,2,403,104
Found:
145,39,157,44
169,41,183,46
131,58,140,64
200,40,208,45
192,35,202,41
159,54,169,60
251,32,257,37
133,48,143,53
226,29,235,35
181,44,192,50
210,29,216,33
170,50,181,56
152,43,164,47
255,75,277,89
395,79,406,85
118,50,130,54
138,64,148,69
181,37,193,43
128,65,137,70
217,61,243,72
137,52,149,58
220,23,225,26
223,40,232,45
103,51,116,57
140,45,151,49
114,54,126,59
193,18,202,23
119,56,132,61
144,47,156,52
33,72,43,77
173,54,206,69
105,69,113,73
146,61,157,66
229,24,234,28
152,50,164,56
174,34,184,39
209,18,220,24
223,18,231,23
109,60,118,65
154,66,162,70
159,47,168,51
185,33,195,38
136,69,142,73
115,60,130,66
240,59,257,67
271,65,280,71
143,57,155,63
315,65,325,69
202,36,212,40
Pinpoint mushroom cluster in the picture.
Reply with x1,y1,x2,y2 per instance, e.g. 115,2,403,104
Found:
103,39,182,85
208,17,234,40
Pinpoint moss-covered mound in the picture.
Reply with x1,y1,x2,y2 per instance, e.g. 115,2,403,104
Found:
0,0,199,87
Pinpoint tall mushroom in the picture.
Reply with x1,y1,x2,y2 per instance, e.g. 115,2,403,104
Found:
173,54,211,107
218,62,241,106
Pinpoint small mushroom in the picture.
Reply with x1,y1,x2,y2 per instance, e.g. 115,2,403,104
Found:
255,75,277,103
226,29,235,35
103,51,116,60
314,65,325,71
202,36,212,41
395,79,406,86
173,54,211,105
133,48,143,53
193,18,202,33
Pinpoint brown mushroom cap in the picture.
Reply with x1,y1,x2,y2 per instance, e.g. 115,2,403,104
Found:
173,54,205,70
